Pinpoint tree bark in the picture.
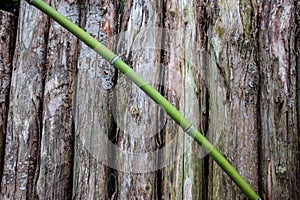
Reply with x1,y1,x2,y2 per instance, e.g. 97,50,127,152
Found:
257,1,299,199
0,10,15,189
73,0,116,199
203,1,299,199
0,0,299,199
0,1,49,199
204,0,260,199
161,0,204,199
113,0,163,199
36,0,79,199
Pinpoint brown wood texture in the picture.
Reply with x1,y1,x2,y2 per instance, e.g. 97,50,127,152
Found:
114,0,163,199
73,0,116,199
161,0,204,199
35,0,79,199
0,0,299,199
205,0,260,199
1,1,49,199
0,10,15,188
257,1,299,199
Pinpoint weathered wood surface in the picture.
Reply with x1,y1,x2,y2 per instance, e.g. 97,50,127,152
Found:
0,0,299,199
161,0,204,199
0,1,49,199
257,1,299,199
205,1,260,199
36,0,79,199
73,0,116,199
114,0,163,199
205,1,299,199
0,10,15,188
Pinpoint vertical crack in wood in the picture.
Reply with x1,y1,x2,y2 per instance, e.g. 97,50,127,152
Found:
0,11,16,190
267,159,272,200
295,1,300,199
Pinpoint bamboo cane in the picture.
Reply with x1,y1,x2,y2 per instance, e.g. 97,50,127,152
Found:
24,0,262,199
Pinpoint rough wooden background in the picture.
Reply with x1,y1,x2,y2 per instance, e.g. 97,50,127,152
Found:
0,0,299,199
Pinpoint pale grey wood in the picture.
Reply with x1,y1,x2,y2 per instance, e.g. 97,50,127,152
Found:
73,0,117,199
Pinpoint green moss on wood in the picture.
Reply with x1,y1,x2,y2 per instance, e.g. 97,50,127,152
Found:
239,0,254,36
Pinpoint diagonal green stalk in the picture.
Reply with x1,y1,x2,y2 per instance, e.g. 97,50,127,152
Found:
25,0,261,199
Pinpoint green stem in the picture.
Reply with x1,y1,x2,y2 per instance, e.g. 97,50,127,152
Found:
25,0,261,199
120,0,124,12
